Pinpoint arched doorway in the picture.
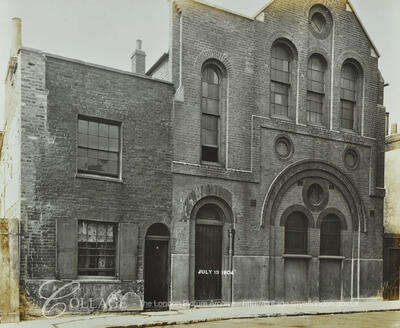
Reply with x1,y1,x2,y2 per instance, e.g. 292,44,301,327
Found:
144,223,170,309
195,204,223,302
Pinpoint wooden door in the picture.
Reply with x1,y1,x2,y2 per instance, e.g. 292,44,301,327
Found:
144,239,169,308
195,224,222,301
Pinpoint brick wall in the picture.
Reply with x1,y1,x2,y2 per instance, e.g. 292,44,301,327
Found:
17,48,174,308
170,0,385,302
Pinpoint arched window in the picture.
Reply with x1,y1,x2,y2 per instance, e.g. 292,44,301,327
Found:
201,66,221,163
285,212,308,254
307,55,326,124
340,63,358,130
271,44,291,118
320,214,341,256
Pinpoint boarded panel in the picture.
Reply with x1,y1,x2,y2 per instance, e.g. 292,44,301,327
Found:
319,260,341,301
119,223,138,281
284,259,308,302
57,218,77,279
195,224,222,301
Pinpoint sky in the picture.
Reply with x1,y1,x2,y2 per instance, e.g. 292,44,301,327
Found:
0,0,399,130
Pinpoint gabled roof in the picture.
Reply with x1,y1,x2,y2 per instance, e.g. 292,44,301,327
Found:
253,0,380,58
346,0,380,57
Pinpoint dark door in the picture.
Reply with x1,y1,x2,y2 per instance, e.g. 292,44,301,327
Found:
195,224,222,301
388,249,400,300
144,239,169,309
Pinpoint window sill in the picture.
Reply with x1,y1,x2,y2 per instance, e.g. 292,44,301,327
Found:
77,276,121,283
201,161,223,168
318,255,345,260
283,254,312,259
75,173,123,184
271,114,293,122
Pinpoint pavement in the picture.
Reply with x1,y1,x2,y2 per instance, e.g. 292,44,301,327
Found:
1,300,400,328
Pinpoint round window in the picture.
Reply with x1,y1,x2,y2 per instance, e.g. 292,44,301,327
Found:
308,4,333,39
275,136,293,160
307,184,324,206
311,12,326,33
344,149,359,170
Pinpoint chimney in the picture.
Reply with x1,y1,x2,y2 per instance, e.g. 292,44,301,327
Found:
391,123,398,135
131,40,146,75
11,17,22,57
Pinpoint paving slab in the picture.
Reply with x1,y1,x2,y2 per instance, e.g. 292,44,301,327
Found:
1,301,400,328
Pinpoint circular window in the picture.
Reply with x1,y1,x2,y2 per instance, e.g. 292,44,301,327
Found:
308,5,333,39
275,136,293,160
302,179,329,212
307,184,324,206
311,12,326,33
344,148,359,170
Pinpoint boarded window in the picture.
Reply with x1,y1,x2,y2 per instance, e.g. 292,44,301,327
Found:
271,45,291,117
78,220,117,276
201,66,221,163
320,214,341,256
285,212,308,254
78,117,120,177
340,63,357,130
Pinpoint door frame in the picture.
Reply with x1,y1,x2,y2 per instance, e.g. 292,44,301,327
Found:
143,223,171,309
189,197,233,306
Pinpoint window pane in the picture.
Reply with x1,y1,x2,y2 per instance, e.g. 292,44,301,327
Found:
78,120,88,134
108,161,118,175
109,138,119,152
98,150,108,160
99,123,108,137
77,157,88,171
109,125,119,139
202,145,218,162
206,99,219,115
88,149,98,159
88,135,98,149
99,137,109,151
78,134,88,147
89,121,98,136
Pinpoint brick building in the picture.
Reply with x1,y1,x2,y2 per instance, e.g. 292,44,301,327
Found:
384,123,400,300
0,0,387,321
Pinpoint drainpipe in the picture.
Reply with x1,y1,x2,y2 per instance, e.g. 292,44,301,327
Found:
229,228,235,305
357,216,361,301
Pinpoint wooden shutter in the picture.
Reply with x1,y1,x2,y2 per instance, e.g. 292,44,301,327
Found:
57,218,77,279
119,223,138,281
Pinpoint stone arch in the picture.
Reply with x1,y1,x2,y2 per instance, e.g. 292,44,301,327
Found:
260,160,366,231
190,196,233,224
182,185,233,222
317,208,349,231
279,205,315,228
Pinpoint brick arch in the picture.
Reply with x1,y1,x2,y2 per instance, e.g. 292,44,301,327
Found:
260,160,366,232
336,51,366,76
265,32,300,58
279,205,315,228
307,47,331,67
182,185,233,222
316,208,349,231
194,49,233,78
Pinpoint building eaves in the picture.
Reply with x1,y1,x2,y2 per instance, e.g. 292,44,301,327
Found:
191,0,254,21
20,47,174,86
